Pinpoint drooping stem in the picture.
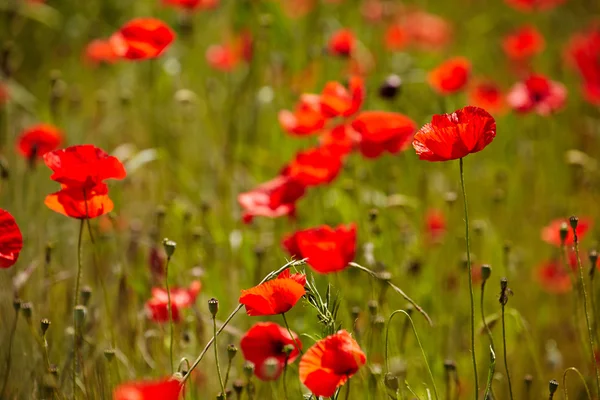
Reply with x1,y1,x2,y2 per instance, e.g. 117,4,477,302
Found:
562,367,592,400
0,306,19,397
213,315,226,396
165,256,174,374
459,157,478,398
281,313,303,354
73,218,85,399
501,300,514,400
483,346,496,400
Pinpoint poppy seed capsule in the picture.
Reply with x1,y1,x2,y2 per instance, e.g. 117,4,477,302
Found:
74,306,87,329
21,302,33,322
40,319,51,335
367,300,378,316
283,344,295,356
481,265,492,282
559,222,569,244
443,359,456,371
232,379,245,394
162,238,176,259
384,372,400,391
549,379,559,395
351,306,361,321
379,74,402,100
243,361,255,379
524,374,533,387
227,344,238,361
103,348,115,362
208,298,219,317
261,357,280,380
80,286,92,306
569,216,579,230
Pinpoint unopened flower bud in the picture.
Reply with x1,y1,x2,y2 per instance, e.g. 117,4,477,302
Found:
227,344,238,361
208,298,219,317
232,379,245,395
367,300,378,316
590,250,598,278
282,344,295,357
351,306,361,321
569,216,579,231
443,359,456,372
12,298,21,312
481,265,492,282
163,238,176,259
243,361,255,379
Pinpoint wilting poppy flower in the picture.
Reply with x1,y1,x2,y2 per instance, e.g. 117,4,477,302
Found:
412,106,496,162
502,25,545,61
162,0,219,11
534,258,573,294
319,76,364,118
238,175,306,223
564,24,600,105
299,330,366,397
468,80,506,114
319,124,358,157
281,147,343,187
43,145,127,190
239,270,306,316
283,224,356,274
113,377,182,400
145,281,201,323
17,123,63,160
385,24,410,51
279,94,327,136
44,183,114,219
541,217,591,247
110,18,175,60
0,210,23,269
328,29,356,57
240,322,302,381
84,39,119,65
351,111,416,159
506,74,567,115
428,57,471,94
425,208,446,243
505,0,566,12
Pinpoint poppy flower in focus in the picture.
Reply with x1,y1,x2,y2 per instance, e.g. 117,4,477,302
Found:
283,224,356,274
413,106,496,162
351,111,416,159
534,258,572,294
505,0,566,12
319,76,364,118
468,80,506,115
328,29,356,57
0,210,23,269
385,24,410,51
506,74,567,115
299,330,366,397
44,183,115,219
43,145,127,190
564,24,600,105
237,175,306,223
319,124,358,157
162,0,219,11
425,208,446,244
145,281,201,323
279,94,327,136
17,123,63,160
428,57,471,94
113,377,182,400
240,322,302,381
281,147,344,187
110,18,175,60
502,25,545,61
85,39,119,65
239,271,306,316
541,217,591,247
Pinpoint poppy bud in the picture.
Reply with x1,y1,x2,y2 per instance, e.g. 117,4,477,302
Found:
261,357,280,380
590,250,598,278
372,315,385,331
379,74,402,100
104,348,115,362
163,238,177,259
559,222,569,244
481,265,492,282
243,361,255,379
40,318,51,335
74,305,87,331
227,344,238,361
21,302,33,322
80,286,92,306
548,379,559,397
367,300,378,316
208,298,219,317
384,372,400,391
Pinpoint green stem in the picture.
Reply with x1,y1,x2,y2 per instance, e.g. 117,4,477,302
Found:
345,377,351,400
73,218,85,399
0,307,18,397
459,157,478,399
501,304,513,400
281,313,302,354
213,316,226,396
282,356,290,400
483,346,496,400
562,367,592,400
481,281,494,351
165,256,174,374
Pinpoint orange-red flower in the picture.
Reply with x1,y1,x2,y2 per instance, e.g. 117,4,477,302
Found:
206,31,253,71
84,39,119,65
279,94,327,136
502,25,545,61
237,175,306,223
328,29,356,57
162,0,219,11
239,270,306,316
299,330,366,397
319,76,364,119
113,377,182,400
385,24,410,51
564,24,600,105
281,147,343,187
282,224,356,274
534,258,573,294
17,123,63,160
506,74,567,115
412,106,496,162
319,124,358,157
468,80,506,115
425,208,446,244
240,322,302,381
44,183,114,219
403,10,453,51
505,0,566,12
0,210,23,269
145,281,201,323
428,57,471,94
110,18,175,60
351,111,416,159
541,218,591,247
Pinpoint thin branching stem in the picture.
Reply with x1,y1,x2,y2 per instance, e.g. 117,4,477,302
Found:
562,367,592,400
281,313,303,354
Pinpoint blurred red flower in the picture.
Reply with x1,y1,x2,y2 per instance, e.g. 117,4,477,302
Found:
282,224,356,274
281,146,343,187
85,39,119,65
0,83,8,105
17,123,63,160
299,330,366,397
328,29,356,57
541,218,591,247
239,270,306,316
351,111,416,158
534,258,573,294
237,175,306,223
413,106,497,161
145,281,201,323
565,24,600,105
428,57,471,94
505,0,566,12
425,208,446,244
162,0,219,11
506,74,567,115
206,31,253,71
385,24,410,51
110,18,175,60
44,183,115,219
320,76,364,118
403,10,453,51
468,80,506,115
240,322,302,381
502,25,545,61
279,94,327,136
113,378,182,400
0,210,23,269
319,124,358,157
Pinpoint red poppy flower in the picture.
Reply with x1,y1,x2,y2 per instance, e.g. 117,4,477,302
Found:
541,218,591,247
110,18,175,61
299,330,366,397
0,210,23,269
44,183,114,219
279,94,327,136
385,24,410,51
425,208,446,243
534,258,572,294
428,57,471,94
240,322,302,381
351,111,416,159
162,0,219,10
564,24,600,105
319,124,358,157
412,106,496,162
84,39,119,65
282,224,356,274
319,76,364,118
468,80,506,115
281,147,343,187
505,0,566,12
17,123,63,160
237,175,306,223
506,74,567,115
404,10,452,51
145,281,201,323
328,29,356,57
206,31,253,71
239,271,306,316
113,377,182,400
43,145,127,190
502,25,545,61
